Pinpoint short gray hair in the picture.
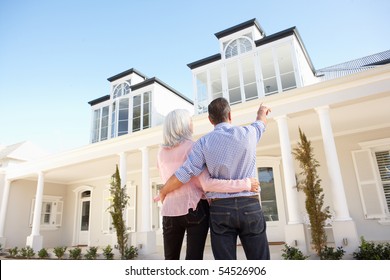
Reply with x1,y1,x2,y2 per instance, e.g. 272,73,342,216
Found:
162,109,193,147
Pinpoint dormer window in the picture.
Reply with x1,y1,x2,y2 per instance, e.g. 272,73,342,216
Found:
113,81,131,99
225,37,253,59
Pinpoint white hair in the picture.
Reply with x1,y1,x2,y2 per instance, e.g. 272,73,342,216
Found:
162,109,193,147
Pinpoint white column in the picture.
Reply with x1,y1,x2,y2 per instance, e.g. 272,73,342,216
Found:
0,178,11,239
315,106,351,221
26,171,45,251
119,152,127,188
275,116,302,224
140,147,151,232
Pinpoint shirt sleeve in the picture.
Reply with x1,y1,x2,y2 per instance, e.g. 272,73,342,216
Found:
175,139,206,183
197,169,251,192
251,120,266,142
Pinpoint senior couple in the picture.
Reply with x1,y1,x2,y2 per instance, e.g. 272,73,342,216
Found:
156,97,271,260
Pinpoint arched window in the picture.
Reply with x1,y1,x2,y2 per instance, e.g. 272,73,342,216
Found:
225,37,253,59
112,81,131,99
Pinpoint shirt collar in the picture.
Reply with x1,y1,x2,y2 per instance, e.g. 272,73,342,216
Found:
214,122,231,130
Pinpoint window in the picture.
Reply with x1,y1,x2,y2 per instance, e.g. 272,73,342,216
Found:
91,106,109,143
225,37,253,59
276,44,296,91
352,140,390,221
258,167,279,221
195,72,208,114
259,44,297,95
112,81,131,99
132,91,151,132
29,196,63,229
259,49,277,95
111,98,130,138
226,61,241,104
375,150,390,213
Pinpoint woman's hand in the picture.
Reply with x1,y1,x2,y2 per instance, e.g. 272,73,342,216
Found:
250,178,260,192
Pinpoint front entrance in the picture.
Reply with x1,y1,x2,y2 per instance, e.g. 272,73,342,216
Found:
77,190,91,246
257,158,286,242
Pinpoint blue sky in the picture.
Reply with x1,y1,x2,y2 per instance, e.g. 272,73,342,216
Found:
1,0,389,154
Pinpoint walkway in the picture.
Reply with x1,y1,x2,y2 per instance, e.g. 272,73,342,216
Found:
137,244,284,260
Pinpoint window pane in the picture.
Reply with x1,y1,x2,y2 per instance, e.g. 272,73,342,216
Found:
280,72,296,91
210,67,222,100
133,95,141,106
133,106,140,118
133,117,140,132
375,150,390,212
196,72,208,114
81,201,90,231
264,77,278,95
143,114,150,129
226,61,241,104
258,167,279,221
118,120,129,135
260,49,276,78
242,56,257,100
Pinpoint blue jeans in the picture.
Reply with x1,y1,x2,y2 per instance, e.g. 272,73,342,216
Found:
209,196,270,260
163,199,210,260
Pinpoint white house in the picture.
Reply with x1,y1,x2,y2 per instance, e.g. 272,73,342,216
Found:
1,18,389,258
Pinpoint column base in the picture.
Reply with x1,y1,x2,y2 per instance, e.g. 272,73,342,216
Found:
284,223,307,254
136,231,156,255
26,235,43,252
332,220,359,255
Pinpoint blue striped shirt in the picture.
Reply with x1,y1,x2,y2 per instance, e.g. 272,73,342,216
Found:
175,120,266,199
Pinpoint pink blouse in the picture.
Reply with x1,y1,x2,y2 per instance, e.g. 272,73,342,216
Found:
157,139,251,216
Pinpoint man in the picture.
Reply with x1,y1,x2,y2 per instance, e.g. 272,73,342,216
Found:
159,97,270,260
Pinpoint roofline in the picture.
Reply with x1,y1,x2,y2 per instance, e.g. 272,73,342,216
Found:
214,18,265,39
107,68,148,82
187,26,316,73
187,54,221,70
88,95,110,106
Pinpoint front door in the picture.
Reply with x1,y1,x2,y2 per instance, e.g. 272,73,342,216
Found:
77,191,91,246
257,159,286,242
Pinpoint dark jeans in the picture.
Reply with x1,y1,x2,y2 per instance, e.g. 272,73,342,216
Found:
163,199,210,260
209,196,270,260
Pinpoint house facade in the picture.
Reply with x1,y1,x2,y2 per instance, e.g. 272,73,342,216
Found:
1,19,389,257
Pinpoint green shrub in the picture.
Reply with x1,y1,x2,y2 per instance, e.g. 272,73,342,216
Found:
319,246,345,260
84,246,99,260
123,245,138,260
281,244,308,260
69,247,82,260
353,237,390,260
8,247,18,258
37,248,50,259
20,246,35,259
53,246,67,259
102,245,114,260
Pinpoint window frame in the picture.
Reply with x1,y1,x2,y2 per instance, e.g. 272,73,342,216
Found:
29,195,63,230
352,139,390,223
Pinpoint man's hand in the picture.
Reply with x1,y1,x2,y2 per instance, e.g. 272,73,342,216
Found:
256,103,271,124
250,177,260,192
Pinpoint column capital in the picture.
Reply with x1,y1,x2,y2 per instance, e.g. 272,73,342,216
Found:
314,105,330,114
139,146,149,153
274,115,289,122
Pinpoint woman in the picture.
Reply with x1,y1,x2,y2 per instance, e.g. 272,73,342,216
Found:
157,109,258,260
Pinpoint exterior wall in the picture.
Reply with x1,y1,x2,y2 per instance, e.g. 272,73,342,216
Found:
4,180,67,248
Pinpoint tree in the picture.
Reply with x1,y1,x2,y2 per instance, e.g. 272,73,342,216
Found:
292,128,331,256
108,165,130,259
